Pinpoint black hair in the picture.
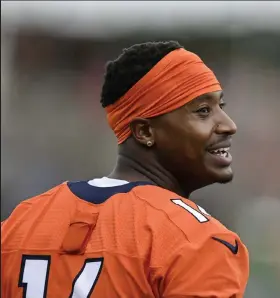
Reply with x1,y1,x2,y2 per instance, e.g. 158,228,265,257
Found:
100,41,183,108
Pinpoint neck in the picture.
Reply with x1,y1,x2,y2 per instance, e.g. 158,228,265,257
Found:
108,141,192,197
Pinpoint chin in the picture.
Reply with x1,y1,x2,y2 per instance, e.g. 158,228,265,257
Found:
217,175,234,184
215,167,234,184
205,165,234,185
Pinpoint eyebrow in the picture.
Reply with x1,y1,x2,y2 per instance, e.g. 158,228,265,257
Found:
194,91,224,103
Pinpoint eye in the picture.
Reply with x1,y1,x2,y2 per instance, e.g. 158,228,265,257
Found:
196,106,211,115
220,102,226,109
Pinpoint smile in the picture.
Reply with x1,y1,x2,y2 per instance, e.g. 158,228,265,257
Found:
207,147,232,166
209,147,230,158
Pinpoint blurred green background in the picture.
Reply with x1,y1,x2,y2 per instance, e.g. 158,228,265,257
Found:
1,2,280,297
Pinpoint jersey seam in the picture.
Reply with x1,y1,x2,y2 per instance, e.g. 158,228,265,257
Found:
131,187,191,243
0,248,161,267
21,183,65,205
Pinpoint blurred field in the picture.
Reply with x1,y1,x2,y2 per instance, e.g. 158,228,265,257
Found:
1,2,280,297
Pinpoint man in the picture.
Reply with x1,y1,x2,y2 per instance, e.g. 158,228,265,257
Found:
1,41,249,298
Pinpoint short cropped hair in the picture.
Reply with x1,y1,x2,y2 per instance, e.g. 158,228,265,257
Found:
100,41,183,108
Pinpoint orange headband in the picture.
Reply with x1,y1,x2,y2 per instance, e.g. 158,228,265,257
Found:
106,48,222,144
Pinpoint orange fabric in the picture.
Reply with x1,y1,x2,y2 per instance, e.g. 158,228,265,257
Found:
106,48,222,144
1,182,249,297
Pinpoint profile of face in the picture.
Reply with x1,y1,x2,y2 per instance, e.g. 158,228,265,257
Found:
149,90,237,189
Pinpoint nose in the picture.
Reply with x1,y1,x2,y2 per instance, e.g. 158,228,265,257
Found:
216,111,237,135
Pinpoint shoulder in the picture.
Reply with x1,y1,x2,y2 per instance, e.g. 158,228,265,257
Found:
133,186,249,295
2,183,68,230
131,185,236,243
1,182,79,251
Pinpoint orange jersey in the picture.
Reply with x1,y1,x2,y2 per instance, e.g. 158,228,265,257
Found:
1,179,249,298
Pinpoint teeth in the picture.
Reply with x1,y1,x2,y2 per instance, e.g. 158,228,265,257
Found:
210,147,230,156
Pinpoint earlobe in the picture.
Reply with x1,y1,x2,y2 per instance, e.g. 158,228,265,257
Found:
130,118,155,146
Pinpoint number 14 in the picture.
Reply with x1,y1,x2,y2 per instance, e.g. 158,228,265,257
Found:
19,255,103,298
171,199,210,223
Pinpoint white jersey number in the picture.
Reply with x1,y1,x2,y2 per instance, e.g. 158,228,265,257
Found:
19,255,103,298
171,199,210,223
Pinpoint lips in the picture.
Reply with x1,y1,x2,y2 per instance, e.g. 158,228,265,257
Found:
209,147,230,158
206,144,232,166
207,140,232,151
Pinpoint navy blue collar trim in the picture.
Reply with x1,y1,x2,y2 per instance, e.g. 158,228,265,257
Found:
67,180,154,204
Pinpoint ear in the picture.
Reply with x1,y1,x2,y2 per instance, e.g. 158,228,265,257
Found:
129,118,155,147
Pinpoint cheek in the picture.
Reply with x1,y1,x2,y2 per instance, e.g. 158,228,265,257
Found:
154,125,183,159
182,140,201,160
156,126,197,159
154,117,211,158
185,121,213,149
178,129,208,159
